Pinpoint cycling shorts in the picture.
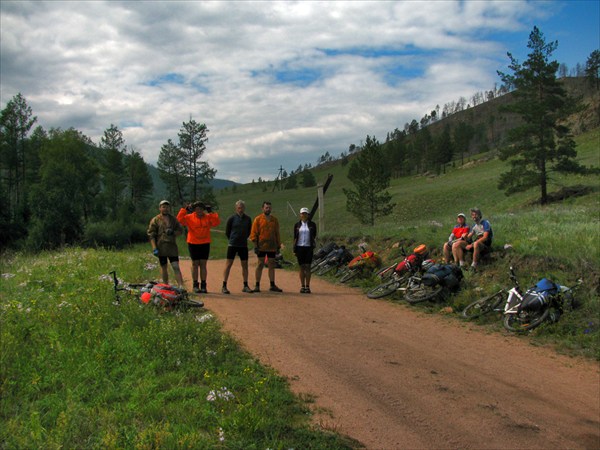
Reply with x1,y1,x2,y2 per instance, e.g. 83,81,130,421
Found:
295,246,314,265
188,243,210,261
159,255,179,266
227,246,249,261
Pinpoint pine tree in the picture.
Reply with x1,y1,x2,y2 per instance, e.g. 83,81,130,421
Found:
343,135,395,225
497,26,586,204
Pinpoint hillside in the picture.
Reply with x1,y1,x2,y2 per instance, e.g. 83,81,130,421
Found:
148,164,238,199
419,77,599,155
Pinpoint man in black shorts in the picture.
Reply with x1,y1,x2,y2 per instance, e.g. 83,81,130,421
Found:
222,200,253,294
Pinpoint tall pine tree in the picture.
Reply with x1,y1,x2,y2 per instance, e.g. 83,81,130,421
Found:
497,26,586,204
343,135,395,225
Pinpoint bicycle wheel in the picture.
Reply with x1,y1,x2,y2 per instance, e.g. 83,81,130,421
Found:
404,284,444,304
503,307,549,332
340,268,361,283
375,264,395,281
462,291,505,319
367,279,402,299
178,297,205,309
318,263,338,276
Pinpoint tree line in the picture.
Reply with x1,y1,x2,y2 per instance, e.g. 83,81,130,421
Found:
345,29,598,224
0,96,216,250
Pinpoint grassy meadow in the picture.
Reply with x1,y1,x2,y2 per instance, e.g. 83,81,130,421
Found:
0,247,356,449
216,128,600,358
1,128,598,448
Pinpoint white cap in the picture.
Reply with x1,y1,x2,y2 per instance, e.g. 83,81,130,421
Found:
159,200,170,206
300,207,310,214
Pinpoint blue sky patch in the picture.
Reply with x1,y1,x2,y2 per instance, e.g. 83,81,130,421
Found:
145,73,185,86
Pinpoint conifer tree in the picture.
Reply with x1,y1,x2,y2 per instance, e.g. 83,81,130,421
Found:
497,26,586,204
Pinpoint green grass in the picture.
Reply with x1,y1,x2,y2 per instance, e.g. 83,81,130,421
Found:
217,128,600,359
0,247,356,449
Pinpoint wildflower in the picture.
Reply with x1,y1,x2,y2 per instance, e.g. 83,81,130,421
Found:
1,273,15,279
206,387,235,402
195,313,213,323
144,262,158,271
218,427,225,442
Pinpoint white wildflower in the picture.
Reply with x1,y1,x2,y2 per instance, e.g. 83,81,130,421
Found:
1,273,15,279
207,387,235,402
195,313,213,323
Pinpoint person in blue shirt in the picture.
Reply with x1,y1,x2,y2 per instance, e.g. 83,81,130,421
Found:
452,207,493,271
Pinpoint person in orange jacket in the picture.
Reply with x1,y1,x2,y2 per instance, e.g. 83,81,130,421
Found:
177,201,221,293
249,201,282,293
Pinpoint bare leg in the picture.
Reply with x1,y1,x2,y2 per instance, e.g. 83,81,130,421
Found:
170,261,184,287
223,259,234,283
199,259,208,283
241,259,249,283
452,241,467,266
255,257,265,286
443,242,453,262
160,264,169,284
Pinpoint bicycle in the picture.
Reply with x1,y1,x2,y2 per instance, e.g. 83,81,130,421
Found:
110,270,204,309
336,251,382,283
461,266,582,332
366,245,432,299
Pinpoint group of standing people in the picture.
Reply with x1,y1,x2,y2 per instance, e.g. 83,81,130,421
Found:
147,199,318,294
442,207,493,271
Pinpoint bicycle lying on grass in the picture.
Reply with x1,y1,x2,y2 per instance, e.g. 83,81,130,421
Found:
461,266,582,332
110,270,204,309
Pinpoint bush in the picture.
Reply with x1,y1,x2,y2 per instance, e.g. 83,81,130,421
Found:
83,221,147,249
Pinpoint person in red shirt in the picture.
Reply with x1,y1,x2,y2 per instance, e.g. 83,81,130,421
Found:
177,201,221,293
443,213,470,263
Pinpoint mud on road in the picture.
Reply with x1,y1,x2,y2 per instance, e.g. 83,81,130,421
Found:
181,259,600,449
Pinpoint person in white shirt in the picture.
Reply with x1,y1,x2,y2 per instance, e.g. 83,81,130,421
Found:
293,207,317,293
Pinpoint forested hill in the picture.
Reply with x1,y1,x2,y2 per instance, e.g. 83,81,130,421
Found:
148,164,238,199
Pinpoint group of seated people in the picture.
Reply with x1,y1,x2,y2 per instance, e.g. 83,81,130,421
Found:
442,208,493,271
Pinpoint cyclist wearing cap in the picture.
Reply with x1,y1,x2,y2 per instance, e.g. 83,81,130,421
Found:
148,200,185,287
443,213,470,263
293,207,317,293
177,201,221,293
453,207,493,271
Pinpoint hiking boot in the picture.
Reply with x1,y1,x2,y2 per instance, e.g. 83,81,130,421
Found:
242,286,253,293
300,287,307,293
269,285,283,292
193,285,201,294
253,286,261,293
222,286,230,294
304,287,311,294
199,287,208,294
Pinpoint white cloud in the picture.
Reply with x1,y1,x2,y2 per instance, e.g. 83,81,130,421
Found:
0,0,591,183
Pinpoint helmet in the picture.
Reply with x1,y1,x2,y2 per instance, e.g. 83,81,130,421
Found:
413,244,428,255
421,259,435,272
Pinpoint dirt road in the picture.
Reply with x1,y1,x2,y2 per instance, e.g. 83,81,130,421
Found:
181,259,600,449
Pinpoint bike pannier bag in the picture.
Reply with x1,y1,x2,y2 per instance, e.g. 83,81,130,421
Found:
520,278,558,312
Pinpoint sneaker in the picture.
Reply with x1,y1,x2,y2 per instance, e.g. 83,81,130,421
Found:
300,287,307,293
222,286,230,294
242,286,253,293
253,286,261,293
193,286,201,294
199,287,208,294
269,285,283,292
305,287,311,294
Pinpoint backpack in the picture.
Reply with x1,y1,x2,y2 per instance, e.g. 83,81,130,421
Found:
422,264,463,290
140,283,185,308
520,278,559,312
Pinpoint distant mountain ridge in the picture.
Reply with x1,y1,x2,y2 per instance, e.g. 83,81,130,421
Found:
147,164,238,199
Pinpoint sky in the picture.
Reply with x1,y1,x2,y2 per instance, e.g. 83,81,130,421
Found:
1,1,598,184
